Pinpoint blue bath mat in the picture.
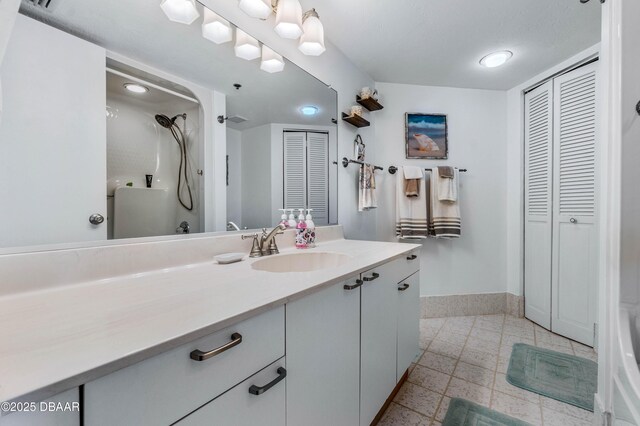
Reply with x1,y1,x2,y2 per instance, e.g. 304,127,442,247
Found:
507,343,597,411
442,398,531,426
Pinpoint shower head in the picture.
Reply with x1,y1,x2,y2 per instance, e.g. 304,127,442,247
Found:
155,114,174,129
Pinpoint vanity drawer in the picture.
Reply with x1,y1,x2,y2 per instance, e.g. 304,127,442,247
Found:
361,251,420,285
176,358,286,426
84,306,284,426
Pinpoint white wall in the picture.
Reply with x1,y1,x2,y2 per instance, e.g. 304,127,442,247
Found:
226,128,242,227
202,0,377,240
374,82,507,297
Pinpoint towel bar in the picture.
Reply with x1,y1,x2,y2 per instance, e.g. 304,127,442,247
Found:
342,157,383,171
387,166,467,175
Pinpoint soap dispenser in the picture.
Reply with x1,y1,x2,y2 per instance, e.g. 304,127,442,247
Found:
304,209,316,248
278,209,289,228
287,209,297,228
295,208,307,249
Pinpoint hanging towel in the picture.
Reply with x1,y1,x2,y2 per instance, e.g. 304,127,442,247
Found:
358,164,377,211
396,166,428,239
403,166,423,198
436,166,458,202
428,169,461,238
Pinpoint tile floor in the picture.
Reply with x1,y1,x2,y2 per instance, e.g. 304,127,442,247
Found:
379,314,597,426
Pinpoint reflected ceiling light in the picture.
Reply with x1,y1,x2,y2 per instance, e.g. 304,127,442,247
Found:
160,0,200,25
274,0,303,39
238,0,272,19
298,9,325,56
260,46,285,73
202,9,233,44
479,50,513,68
235,28,261,60
123,83,149,94
300,105,319,116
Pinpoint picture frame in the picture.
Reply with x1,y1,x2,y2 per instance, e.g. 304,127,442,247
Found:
405,113,448,159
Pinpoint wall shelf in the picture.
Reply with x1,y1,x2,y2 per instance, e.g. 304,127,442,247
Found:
342,112,370,128
357,96,384,111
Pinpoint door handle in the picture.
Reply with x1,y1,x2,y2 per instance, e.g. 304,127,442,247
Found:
363,272,380,282
406,254,417,260
344,279,364,290
248,367,287,395
570,218,578,224
190,333,242,361
398,283,410,291
89,214,105,225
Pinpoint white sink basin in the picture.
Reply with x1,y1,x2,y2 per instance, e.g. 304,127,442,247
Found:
251,252,352,273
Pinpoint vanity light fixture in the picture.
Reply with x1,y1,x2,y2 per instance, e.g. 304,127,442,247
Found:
238,0,272,19
479,50,513,68
300,105,319,116
235,28,261,60
260,46,285,73
298,9,325,56
274,0,303,39
160,0,200,25
124,83,149,94
202,9,233,44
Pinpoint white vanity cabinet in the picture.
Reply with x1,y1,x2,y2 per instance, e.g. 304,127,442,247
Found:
175,359,286,426
285,276,361,426
0,389,80,426
83,307,284,426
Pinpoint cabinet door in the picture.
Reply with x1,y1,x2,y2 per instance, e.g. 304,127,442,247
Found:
0,388,79,426
286,276,360,426
397,271,420,381
176,359,286,426
360,266,398,426
551,62,599,346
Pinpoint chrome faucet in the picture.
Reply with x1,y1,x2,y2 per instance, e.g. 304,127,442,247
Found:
242,223,286,257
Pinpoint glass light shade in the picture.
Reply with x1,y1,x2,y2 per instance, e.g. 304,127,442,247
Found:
298,15,325,56
160,0,200,25
235,28,261,60
274,0,303,39
479,50,513,68
202,9,233,44
238,0,272,19
260,46,285,73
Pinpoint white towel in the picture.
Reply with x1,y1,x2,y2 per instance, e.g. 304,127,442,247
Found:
436,166,458,202
428,169,461,238
358,164,377,211
403,166,423,180
396,167,428,239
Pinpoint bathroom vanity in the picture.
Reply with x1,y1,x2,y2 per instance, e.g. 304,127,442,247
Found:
0,227,420,426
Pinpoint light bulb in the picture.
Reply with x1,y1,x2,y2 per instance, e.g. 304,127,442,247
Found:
160,0,200,25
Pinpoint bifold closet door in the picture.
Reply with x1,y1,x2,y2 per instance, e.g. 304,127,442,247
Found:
551,62,598,346
524,81,554,330
284,131,307,211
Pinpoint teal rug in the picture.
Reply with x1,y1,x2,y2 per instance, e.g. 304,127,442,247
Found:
442,398,531,426
507,343,597,411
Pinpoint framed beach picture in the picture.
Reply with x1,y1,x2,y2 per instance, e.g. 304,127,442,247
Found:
405,113,448,159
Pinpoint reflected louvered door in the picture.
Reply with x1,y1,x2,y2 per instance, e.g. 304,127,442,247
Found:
524,81,554,330
306,132,329,225
284,132,307,211
551,62,598,346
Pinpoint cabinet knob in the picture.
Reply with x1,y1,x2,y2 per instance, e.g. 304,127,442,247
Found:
363,272,380,282
190,332,242,361
570,218,578,224
398,283,410,291
248,367,287,395
344,279,364,290
89,214,104,225
407,254,417,260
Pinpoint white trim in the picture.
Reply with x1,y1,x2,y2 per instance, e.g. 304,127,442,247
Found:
106,68,199,104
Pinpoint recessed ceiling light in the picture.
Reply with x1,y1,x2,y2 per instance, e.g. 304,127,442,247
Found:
124,83,149,94
479,50,513,68
300,106,319,116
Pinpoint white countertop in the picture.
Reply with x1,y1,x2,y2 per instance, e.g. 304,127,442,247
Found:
0,238,419,403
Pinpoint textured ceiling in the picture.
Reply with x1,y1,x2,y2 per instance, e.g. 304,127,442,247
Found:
301,0,602,90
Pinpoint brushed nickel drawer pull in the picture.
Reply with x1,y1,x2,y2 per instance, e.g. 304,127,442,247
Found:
398,283,410,291
344,279,364,290
407,254,417,260
190,332,242,361
363,272,380,282
248,367,287,395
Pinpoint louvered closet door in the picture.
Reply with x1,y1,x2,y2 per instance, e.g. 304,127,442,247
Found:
306,132,329,225
551,62,598,346
284,132,307,211
524,81,554,330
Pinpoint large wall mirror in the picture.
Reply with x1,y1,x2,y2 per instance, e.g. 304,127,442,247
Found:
0,0,338,250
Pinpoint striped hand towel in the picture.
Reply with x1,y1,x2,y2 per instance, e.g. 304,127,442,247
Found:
396,166,428,239
428,168,461,238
